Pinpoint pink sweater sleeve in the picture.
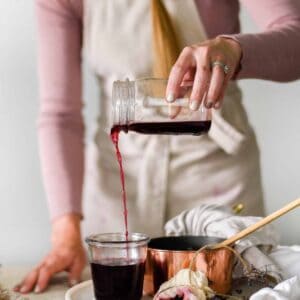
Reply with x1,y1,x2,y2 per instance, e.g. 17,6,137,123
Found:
230,0,300,81
36,0,84,220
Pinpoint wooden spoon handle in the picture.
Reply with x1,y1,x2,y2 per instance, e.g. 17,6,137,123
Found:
214,198,300,249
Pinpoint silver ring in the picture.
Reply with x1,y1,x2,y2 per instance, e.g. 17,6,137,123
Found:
211,61,230,75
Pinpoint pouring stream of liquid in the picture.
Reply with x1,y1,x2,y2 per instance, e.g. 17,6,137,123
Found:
110,128,129,241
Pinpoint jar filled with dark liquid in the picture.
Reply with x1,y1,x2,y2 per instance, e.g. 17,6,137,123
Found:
111,78,211,135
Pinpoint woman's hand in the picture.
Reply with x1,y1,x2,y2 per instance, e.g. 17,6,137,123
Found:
166,37,242,110
14,214,86,294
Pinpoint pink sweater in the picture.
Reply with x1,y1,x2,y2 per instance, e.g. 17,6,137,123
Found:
35,0,300,220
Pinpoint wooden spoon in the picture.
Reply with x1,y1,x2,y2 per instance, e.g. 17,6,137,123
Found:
214,198,300,248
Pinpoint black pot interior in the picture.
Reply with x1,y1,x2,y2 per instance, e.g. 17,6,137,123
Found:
148,235,224,251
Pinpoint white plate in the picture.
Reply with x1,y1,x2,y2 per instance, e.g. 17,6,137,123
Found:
65,280,152,300
65,280,94,300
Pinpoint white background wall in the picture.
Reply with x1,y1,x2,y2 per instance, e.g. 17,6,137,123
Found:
0,1,299,265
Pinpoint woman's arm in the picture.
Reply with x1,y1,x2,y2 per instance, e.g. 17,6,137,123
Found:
14,1,86,293
166,0,300,109
36,0,84,220
230,0,300,82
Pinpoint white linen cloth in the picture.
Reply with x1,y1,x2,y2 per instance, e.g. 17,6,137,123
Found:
250,276,300,300
154,269,212,300
165,204,300,299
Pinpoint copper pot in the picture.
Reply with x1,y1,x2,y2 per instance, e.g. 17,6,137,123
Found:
143,236,233,296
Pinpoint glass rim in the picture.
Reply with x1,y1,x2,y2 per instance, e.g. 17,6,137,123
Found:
85,232,149,246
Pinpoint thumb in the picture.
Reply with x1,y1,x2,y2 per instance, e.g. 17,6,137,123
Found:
68,256,86,286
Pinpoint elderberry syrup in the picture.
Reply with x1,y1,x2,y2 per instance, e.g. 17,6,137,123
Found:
91,259,145,300
111,120,211,136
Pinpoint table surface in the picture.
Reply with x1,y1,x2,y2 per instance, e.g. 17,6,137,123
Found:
0,266,152,300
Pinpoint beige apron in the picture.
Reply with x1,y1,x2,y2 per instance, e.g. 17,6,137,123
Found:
82,0,265,238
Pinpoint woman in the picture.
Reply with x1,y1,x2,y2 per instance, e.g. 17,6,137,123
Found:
16,0,300,294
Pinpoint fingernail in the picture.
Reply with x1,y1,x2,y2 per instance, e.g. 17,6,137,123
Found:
166,92,175,103
190,100,199,111
20,286,27,293
69,279,79,287
34,285,41,293
206,101,213,109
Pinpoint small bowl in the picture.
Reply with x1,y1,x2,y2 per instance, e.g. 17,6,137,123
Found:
143,235,233,295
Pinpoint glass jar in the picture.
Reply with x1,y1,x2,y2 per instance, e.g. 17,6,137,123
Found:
85,233,149,300
111,78,211,135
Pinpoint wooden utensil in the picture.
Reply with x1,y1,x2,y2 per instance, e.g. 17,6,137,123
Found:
214,198,300,248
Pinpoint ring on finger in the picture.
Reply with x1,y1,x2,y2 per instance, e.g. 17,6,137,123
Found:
211,61,230,75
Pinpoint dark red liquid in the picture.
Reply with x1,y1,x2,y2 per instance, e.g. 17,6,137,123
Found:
112,121,211,136
91,259,145,300
110,129,129,240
